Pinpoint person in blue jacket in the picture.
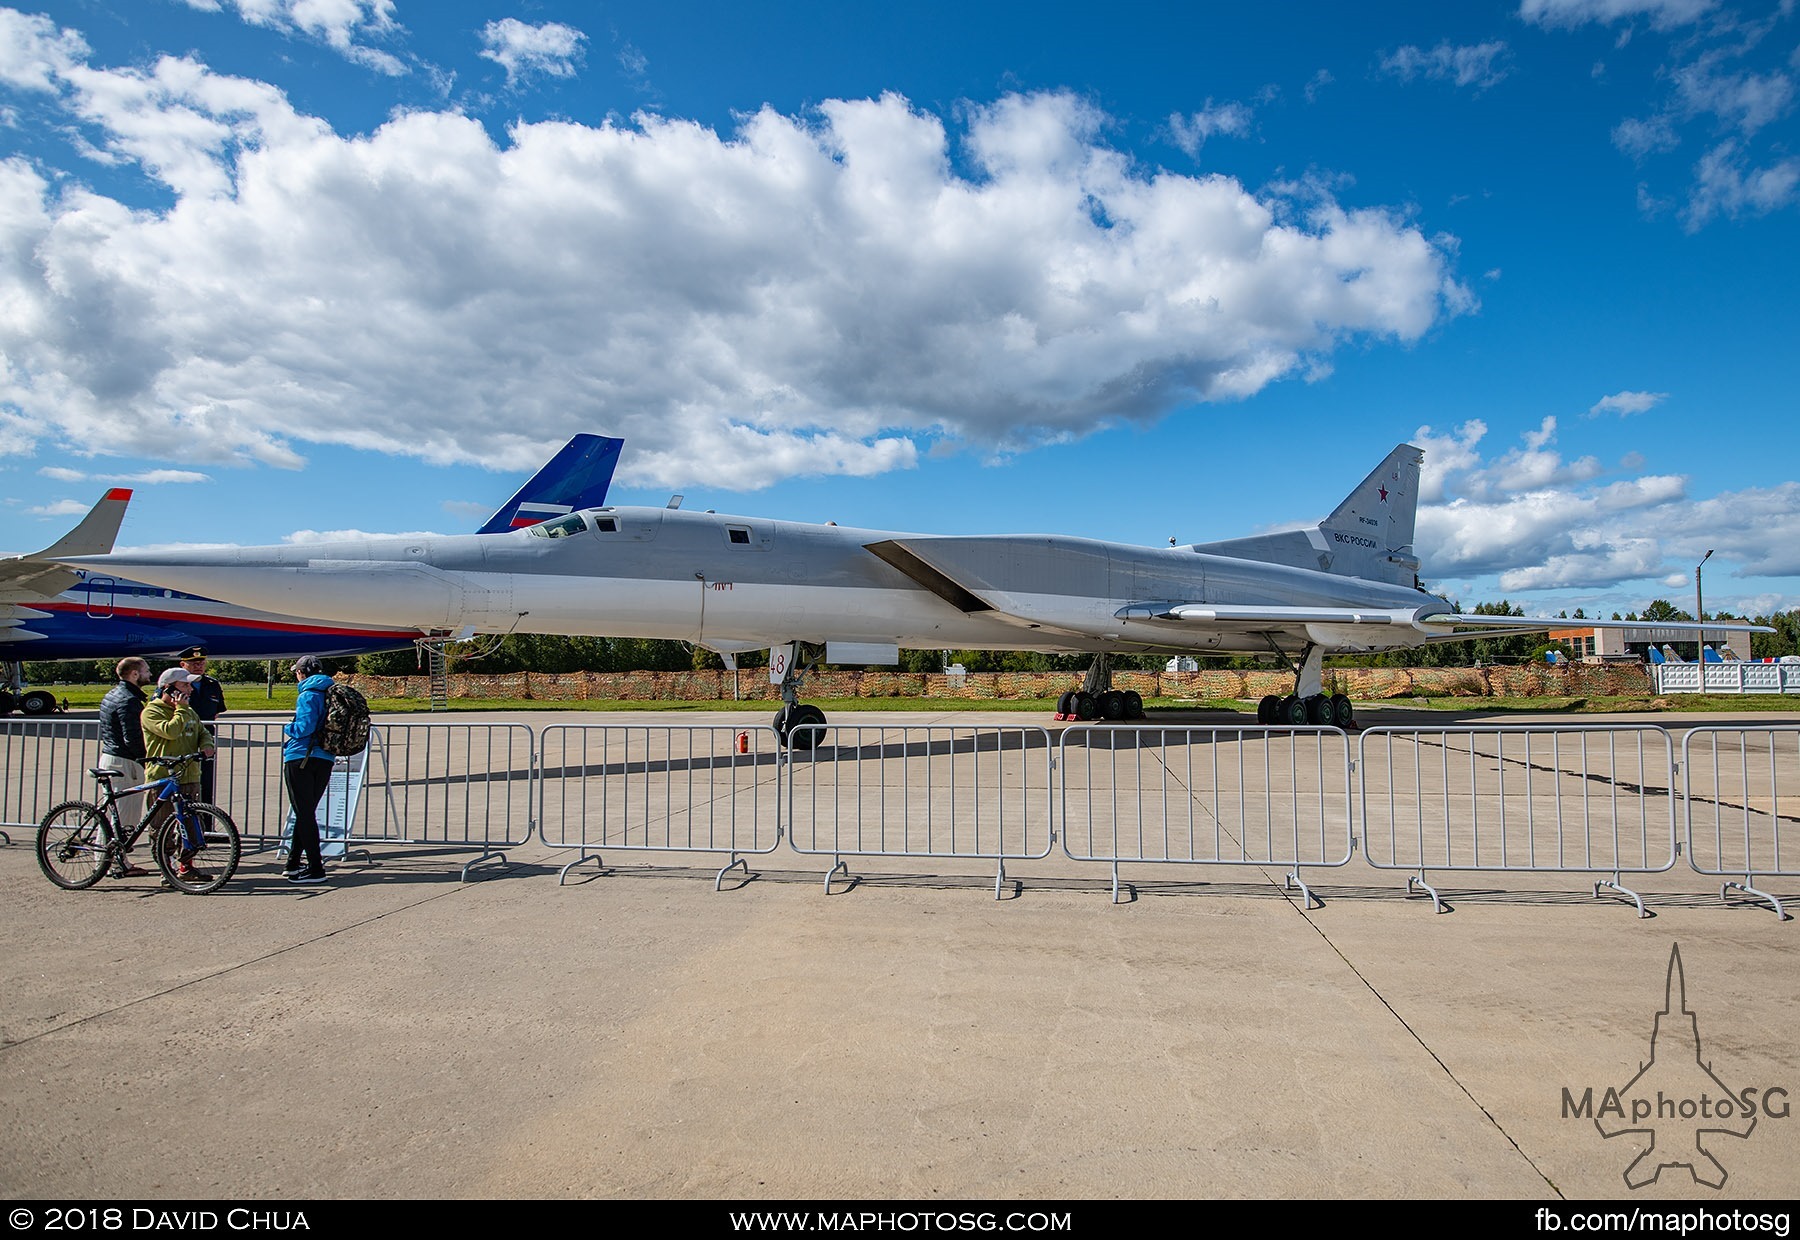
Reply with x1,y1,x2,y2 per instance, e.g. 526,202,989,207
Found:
281,654,335,884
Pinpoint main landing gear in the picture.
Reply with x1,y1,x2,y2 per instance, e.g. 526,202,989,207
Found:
1251,644,1356,728
1,663,62,718
1254,691,1353,727
1053,653,1148,722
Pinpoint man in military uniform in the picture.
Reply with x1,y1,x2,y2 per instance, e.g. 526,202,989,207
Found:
177,646,226,804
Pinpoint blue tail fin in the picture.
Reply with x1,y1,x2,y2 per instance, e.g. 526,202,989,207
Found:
477,435,624,533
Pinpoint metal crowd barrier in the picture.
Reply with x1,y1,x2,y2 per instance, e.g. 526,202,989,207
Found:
1358,725,1678,916
784,724,1053,898
1653,662,1800,695
1,719,102,840
7,717,1799,914
209,721,294,850
1059,725,1354,905
538,723,784,888
358,723,538,878
1681,726,1799,920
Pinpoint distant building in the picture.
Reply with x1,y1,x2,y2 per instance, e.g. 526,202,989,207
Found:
1548,625,1752,663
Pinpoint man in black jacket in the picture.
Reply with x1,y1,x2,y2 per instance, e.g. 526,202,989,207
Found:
97,657,151,877
177,646,226,803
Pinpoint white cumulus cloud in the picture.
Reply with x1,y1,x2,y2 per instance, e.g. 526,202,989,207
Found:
1379,42,1511,91
0,27,1473,493
479,18,586,87
1415,419,1800,599
1588,389,1668,416
1517,0,1718,30
180,0,405,76
1167,99,1253,157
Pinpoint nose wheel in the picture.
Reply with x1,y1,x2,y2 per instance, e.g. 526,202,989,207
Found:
774,702,827,750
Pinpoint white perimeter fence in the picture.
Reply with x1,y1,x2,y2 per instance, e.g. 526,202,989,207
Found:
3,717,1795,917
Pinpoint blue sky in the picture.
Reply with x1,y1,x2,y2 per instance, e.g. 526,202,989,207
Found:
2,0,1797,621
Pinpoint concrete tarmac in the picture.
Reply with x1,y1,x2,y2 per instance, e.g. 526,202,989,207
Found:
2,707,1796,1201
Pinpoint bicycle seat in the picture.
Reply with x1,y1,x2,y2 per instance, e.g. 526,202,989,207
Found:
89,767,120,781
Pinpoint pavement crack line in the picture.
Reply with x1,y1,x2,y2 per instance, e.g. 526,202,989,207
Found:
0,879,478,1054
1144,742,1565,1197
1279,890,1566,1199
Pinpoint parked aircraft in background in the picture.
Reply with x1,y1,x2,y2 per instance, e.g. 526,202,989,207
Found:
44,443,1768,742
0,434,622,715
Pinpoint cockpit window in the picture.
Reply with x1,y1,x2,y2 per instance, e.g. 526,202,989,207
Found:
527,513,590,539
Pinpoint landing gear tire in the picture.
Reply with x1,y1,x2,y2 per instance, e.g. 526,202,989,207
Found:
1330,693,1354,728
1277,695,1308,726
1256,694,1280,724
1056,690,1075,718
1305,694,1334,725
1123,690,1144,719
1099,690,1127,721
1070,692,1094,722
774,703,827,750
20,690,56,716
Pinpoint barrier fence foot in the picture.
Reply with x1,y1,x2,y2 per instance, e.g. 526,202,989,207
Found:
993,857,1015,901
824,856,851,894
459,848,508,882
557,851,608,884
1722,879,1790,921
715,854,752,891
1594,876,1650,919
1285,869,1321,910
1109,862,1135,905
1408,872,1447,914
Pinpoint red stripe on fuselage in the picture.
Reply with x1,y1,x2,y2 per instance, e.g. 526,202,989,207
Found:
36,601,420,640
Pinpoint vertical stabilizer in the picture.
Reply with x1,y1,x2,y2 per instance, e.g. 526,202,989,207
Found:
1315,444,1422,586
1187,443,1424,586
478,434,625,534
33,488,133,560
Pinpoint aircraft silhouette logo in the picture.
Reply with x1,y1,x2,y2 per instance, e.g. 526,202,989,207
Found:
1592,945,1756,1188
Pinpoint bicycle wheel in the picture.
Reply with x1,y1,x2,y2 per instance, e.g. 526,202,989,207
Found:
36,801,113,890
152,801,241,894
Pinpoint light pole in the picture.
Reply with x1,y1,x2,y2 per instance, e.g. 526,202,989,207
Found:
1695,549,1715,673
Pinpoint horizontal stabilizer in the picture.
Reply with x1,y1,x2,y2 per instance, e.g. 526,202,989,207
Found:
1413,613,1772,635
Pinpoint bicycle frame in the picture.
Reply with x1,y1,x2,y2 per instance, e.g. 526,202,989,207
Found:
92,764,201,854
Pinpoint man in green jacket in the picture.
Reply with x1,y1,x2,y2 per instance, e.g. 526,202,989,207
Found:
142,668,216,881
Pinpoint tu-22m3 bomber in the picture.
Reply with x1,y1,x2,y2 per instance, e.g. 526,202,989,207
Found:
40,443,1767,746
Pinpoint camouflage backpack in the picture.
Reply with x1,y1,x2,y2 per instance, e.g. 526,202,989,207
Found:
310,681,371,756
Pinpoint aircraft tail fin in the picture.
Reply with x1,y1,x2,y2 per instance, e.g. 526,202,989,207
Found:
1189,444,1423,587
36,488,133,560
478,434,624,534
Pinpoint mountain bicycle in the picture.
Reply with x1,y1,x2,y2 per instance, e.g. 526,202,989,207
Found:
36,759,241,895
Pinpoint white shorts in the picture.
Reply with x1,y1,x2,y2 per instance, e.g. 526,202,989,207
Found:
97,755,147,829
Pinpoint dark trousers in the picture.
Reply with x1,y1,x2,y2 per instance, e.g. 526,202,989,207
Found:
197,753,215,806
283,757,333,874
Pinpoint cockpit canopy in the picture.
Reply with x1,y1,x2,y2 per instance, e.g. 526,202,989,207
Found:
526,512,590,539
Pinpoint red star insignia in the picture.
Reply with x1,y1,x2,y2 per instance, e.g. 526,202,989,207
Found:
1378,485,1389,502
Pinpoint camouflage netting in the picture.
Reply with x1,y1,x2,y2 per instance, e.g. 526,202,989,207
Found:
342,663,1654,702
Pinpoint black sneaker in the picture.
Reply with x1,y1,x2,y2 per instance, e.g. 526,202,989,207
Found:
281,868,305,879
288,871,329,885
